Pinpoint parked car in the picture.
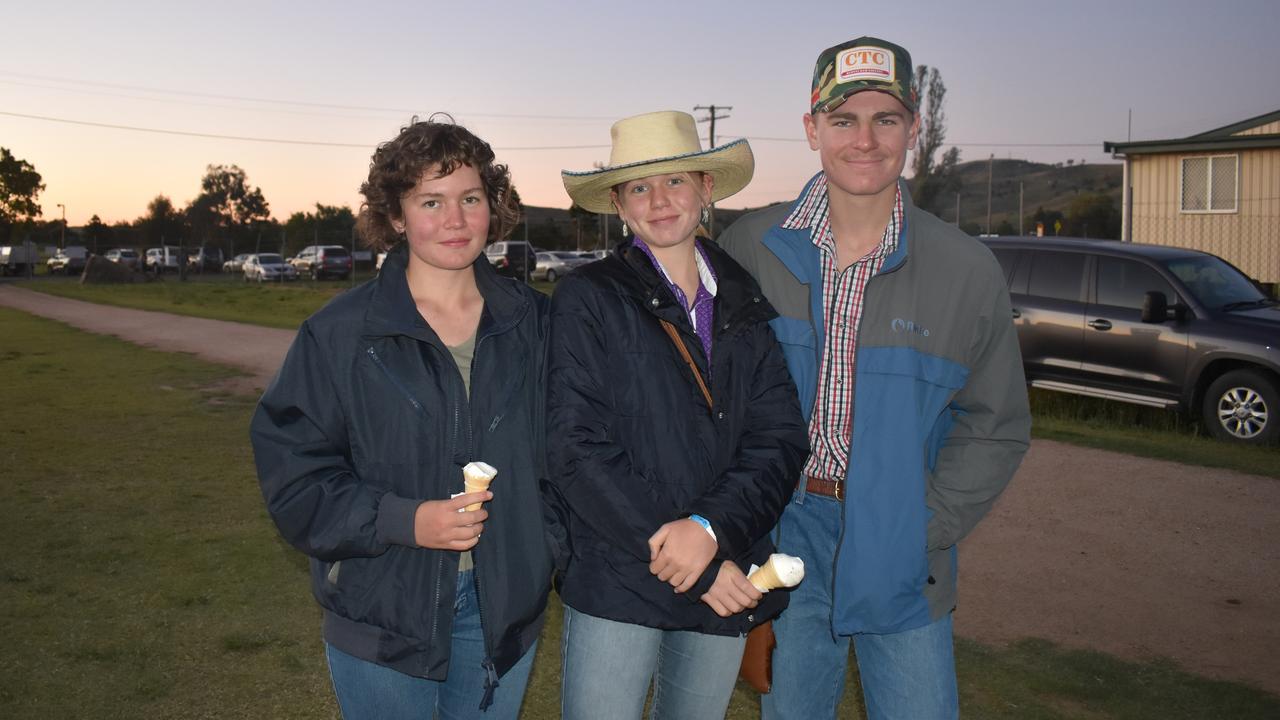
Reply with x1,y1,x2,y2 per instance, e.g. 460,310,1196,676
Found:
581,249,613,261
47,246,89,275
145,246,182,274
982,236,1280,444
187,246,224,273
243,253,298,282
532,251,591,282
223,253,252,273
0,244,39,276
104,248,141,270
290,245,352,280
484,241,534,279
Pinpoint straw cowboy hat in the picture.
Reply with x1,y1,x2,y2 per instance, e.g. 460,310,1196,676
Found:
561,111,754,214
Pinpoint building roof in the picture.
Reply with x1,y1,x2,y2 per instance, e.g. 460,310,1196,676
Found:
1103,109,1280,156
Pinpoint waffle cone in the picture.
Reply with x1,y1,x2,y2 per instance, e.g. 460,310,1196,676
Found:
749,562,785,592
463,476,492,512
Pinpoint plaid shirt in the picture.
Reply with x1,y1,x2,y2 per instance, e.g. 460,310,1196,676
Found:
783,174,903,484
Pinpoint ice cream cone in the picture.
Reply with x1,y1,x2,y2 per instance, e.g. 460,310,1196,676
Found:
462,461,497,512
748,553,804,592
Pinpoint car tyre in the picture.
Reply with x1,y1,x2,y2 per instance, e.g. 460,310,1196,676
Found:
546,269,558,283
1202,369,1279,445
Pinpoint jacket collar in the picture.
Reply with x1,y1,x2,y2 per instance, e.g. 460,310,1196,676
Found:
613,237,776,330
363,244,529,343
764,174,916,281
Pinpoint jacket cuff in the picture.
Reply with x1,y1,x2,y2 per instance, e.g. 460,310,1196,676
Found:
375,493,420,547
682,562,720,603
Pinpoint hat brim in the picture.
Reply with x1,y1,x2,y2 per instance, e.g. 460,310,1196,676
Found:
561,139,754,214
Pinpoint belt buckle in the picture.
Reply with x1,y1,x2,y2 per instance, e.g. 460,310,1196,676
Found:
834,479,843,501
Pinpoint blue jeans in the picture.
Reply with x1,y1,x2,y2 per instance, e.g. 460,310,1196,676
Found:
326,570,536,720
560,605,747,720
760,494,958,720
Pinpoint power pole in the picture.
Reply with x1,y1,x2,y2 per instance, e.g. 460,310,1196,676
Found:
985,154,994,235
1018,181,1024,236
694,104,732,233
955,192,961,226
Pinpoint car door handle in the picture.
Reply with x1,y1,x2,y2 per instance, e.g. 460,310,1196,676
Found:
1088,319,1113,331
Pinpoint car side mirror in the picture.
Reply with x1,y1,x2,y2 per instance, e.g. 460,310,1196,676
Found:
1141,291,1169,323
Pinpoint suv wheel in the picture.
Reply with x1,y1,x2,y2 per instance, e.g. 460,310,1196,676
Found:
1203,369,1278,444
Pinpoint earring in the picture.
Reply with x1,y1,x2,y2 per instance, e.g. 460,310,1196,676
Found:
620,220,629,237
700,206,710,226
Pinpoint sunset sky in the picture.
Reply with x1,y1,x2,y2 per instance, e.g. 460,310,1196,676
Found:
3,0,1277,226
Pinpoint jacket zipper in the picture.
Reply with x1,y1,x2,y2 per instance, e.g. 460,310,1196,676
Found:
469,331,499,708
365,347,426,416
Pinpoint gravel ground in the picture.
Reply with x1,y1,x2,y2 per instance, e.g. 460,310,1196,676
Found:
4,283,1277,694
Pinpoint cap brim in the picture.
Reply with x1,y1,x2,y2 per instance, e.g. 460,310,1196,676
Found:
561,139,754,214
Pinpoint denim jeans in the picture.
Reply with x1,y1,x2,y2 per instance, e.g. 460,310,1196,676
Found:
760,494,958,720
560,604,747,720
326,570,536,720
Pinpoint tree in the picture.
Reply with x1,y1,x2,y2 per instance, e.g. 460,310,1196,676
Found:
284,204,356,257
0,147,45,242
186,164,271,254
1064,192,1120,239
136,195,187,247
85,214,112,254
908,66,960,215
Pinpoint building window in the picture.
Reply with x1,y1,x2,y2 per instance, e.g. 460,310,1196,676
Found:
1180,155,1238,213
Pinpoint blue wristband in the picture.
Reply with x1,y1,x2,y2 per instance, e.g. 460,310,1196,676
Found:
688,514,716,542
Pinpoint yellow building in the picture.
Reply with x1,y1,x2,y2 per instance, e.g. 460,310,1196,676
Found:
1105,110,1280,285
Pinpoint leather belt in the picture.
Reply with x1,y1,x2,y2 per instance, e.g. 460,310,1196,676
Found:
804,475,843,500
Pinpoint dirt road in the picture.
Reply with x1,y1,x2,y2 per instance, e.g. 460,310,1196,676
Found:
3,284,1278,694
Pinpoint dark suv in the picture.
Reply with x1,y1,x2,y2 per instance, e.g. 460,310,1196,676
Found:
983,237,1279,445
291,245,352,280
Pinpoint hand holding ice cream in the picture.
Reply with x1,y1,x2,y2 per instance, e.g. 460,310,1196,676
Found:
748,554,805,592
462,462,497,511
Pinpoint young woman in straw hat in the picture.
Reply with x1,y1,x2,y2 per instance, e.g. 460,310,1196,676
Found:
546,111,809,719
251,117,553,719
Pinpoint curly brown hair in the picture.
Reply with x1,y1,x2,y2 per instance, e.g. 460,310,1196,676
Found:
356,116,521,252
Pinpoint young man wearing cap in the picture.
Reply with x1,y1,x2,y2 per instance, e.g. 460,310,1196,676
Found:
720,37,1031,720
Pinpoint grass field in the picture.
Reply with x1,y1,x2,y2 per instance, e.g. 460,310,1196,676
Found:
2,307,1279,718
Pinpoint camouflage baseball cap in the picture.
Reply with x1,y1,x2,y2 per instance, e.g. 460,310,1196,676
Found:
811,36,916,114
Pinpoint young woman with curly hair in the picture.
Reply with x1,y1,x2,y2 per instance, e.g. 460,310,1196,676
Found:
251,116,552,719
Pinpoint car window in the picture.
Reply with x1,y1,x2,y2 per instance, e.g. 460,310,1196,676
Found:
1163,255,1267,309
1095,257,1177,309
258,254,283,264
322,247,349,257
1026,251,1085,302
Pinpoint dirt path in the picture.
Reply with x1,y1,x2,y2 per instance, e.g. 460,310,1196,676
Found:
0,285,293,394
3,284,1278,694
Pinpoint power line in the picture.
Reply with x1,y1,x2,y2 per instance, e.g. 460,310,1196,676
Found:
0,110,610,150
0,70,617,121
0,108,1102,152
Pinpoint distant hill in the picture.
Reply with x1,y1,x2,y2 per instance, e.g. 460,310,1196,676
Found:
944,158,1122,234
518,159,1123,248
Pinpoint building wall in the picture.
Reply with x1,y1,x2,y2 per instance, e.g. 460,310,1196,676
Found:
1234,121,1280,136
1129,147,1279,283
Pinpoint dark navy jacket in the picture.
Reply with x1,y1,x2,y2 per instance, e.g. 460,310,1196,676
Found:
545,239,809,635
250,247,552,691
